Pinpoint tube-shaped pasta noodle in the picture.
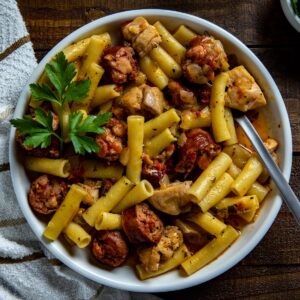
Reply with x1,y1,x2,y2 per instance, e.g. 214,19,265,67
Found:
91,84,121,108
153,21,186,63
136,244,190,280
199,172,234,212
216,195,259,211
188,152,232,202
63,37,90,62
78,33,110,79
119,147,130,166
215,195,259,222
98,101,113,115
223,144,252,169
187,212,227,236
144,128,176,157
25,157,71,178
63,222,91,248
80,159,123,179
112,180,154,213
227,163,270,202
139,56,169,90
126,116,144,184
210,72,231,142
180,106,211,130
231,156,263,196
247,182,270,203
95,212,122,231
173,25,197,46
82,176,133,227
149,46,182,79
181,226,239,275
72,63,104,111
223,108,238,146
174,219,208,246
43,184,87,240
144,108,180,141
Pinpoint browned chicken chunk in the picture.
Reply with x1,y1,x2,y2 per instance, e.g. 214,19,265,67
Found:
95,118,127,161
121,16,162,57
149,181,193,215
225,65,267,112
168,80,198,109
102,46,139,84
137,226,183,272
182,35,229,84
28,175,68,214
118,84,167,116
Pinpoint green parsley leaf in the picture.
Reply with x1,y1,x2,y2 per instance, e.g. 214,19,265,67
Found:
69,135,100,155
68,111,112,155
30,51,90,105
10,109,60,149
64,80,91,102
30,83,58,103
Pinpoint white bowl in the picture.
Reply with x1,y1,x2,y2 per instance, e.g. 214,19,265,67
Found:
9,9,293,292
281,0,300,32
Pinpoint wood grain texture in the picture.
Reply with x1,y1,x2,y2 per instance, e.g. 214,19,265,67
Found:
16,0,300,299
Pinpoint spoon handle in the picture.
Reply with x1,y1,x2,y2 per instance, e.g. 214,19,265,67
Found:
235,115,300,225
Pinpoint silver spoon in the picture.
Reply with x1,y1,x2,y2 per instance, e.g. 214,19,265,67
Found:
234,114,300,225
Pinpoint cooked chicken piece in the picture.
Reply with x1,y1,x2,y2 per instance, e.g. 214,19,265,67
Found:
225,65,267,112
122,17,149,41
142,85,167,115
264,138,278,153
137,226,184,272
102,46,139,84
118,84,167,116
121,16,162,57
182,35,229,84
264,138,279,164
149,181,193,215
118,86,143,115
168,80,197,109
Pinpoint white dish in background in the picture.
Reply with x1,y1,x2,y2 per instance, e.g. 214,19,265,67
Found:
9,9,293,292
281,0,300,32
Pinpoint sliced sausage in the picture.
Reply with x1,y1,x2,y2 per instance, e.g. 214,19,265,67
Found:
92,230,128,267
122,203,163,244
28,175,68,214
175,128,221,175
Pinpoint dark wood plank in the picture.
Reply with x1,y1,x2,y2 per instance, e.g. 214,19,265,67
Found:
18,0,300,51
158,265,300,300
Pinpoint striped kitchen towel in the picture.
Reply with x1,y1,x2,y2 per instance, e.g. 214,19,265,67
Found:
0,1,161,299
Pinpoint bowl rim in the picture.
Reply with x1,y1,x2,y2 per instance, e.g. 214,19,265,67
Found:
9,8,293,292
281,0,300,33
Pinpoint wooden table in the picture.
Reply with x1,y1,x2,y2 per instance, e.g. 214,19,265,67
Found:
17,1,300,299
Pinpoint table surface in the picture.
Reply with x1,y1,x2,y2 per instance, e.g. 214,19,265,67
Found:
15,1,300,299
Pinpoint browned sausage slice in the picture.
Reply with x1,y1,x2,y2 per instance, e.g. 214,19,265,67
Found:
122,203,163,244
92,230,128,267
28,175,68,214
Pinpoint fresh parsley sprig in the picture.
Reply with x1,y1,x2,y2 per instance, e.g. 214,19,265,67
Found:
10,52,112,155
68,111,112,155
10,108,62,148
30,52,91,105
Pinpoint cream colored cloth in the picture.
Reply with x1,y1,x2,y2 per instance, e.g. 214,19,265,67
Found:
0,1,161,299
